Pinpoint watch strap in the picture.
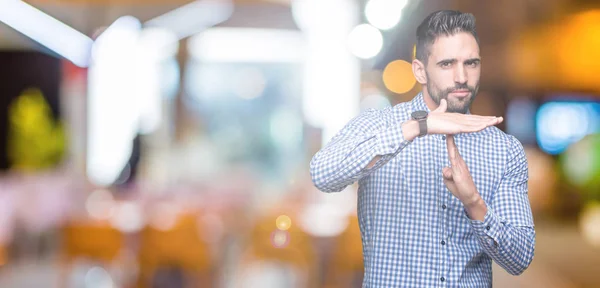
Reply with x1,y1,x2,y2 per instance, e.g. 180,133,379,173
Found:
417,118,427,137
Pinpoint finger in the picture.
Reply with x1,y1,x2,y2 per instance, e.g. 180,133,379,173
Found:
454,145,464,169
442,167,453,180
459,120,501,133
446,135,458,165
465,115,501,123
464,117,502,127
463,115,499,121
485,117,501,125
462,117,503,128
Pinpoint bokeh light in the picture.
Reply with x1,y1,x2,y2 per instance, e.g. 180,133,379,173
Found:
360,93,392,111
383,60,416,94
536,101,600,155
276,215,292,231
364,0,407,30
297,189,355,238
148,202,180,231
555,10,600,91
291,0,355,34
561,133,600,194
84,266,114,288
86,189,115,220
347,24,383,59
109,202,144,233
579,202,600,248
271,230,290,248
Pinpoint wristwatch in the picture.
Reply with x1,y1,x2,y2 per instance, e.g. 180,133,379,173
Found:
411,110,428,137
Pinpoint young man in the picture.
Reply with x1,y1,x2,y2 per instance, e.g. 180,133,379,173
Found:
310,10,535,287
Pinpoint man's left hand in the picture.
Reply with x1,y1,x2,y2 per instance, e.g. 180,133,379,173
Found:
442,135,481,206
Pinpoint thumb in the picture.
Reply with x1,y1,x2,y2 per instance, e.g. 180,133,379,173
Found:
442,167,453,180
435,99,447,113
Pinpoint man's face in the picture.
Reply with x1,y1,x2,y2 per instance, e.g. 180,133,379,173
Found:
424,32,480,114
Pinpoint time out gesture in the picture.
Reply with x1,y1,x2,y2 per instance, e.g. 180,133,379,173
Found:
402,99,503,141
403,99,502,220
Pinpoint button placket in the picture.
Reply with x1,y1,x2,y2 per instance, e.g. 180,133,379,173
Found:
438,135,450,280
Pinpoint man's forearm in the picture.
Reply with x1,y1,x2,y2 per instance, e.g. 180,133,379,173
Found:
464,194,487,221
311,119,413,193
367,120,419,168
468,207,536,275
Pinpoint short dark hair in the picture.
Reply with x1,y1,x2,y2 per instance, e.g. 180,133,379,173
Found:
415,10,478,64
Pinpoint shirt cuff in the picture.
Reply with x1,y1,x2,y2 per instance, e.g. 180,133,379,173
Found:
375,122,411,155
466,207,502,248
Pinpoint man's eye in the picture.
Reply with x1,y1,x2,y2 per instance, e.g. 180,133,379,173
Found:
466,61,479,67
441,62,451,68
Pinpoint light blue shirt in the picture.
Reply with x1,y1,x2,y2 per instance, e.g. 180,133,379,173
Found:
310,93,535,287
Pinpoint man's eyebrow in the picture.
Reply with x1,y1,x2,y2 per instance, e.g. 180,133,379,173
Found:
436,58,457,65
465,58,481,63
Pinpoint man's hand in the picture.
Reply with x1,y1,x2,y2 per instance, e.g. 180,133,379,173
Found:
428,99,503,135
442,135,487,220
402,99,503,141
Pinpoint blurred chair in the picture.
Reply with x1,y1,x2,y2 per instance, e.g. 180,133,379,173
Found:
236,211,318,288
59,220,125,287
324,215,363,288
136,212,213,288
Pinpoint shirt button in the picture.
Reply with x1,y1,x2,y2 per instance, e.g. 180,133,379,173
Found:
440,277,445,282
442,135,446,140
486,225,491,230
441,240,446,245
442,204,447,209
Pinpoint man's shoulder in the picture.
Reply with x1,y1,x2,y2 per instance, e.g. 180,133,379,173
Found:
488,126,523,146
477,126,526,158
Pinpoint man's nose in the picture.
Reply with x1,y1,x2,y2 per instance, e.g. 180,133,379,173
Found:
454,64,467,84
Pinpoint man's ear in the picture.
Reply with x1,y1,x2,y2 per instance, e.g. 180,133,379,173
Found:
412,59,427,84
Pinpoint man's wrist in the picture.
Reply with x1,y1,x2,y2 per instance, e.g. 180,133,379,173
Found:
402,120,420,141
464,194,487,221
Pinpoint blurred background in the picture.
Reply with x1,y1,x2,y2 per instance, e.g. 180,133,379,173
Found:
0,0,599,287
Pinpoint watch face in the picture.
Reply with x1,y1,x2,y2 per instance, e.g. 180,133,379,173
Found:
411,110,428,119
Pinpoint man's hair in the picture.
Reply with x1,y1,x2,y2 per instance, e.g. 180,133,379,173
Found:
415,10,478,64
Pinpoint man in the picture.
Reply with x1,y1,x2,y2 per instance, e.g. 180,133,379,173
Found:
310,10,535,287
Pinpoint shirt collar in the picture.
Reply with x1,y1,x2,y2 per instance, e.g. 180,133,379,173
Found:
412,92,430,113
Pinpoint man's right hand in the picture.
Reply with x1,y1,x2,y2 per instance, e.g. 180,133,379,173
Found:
402,99,503,141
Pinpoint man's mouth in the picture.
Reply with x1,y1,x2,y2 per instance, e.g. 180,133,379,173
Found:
449,90,470,97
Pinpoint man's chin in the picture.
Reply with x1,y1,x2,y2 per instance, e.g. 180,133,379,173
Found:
447,102,470,114
446,98,472,113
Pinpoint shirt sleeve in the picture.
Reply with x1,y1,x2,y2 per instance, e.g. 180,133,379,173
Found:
310,107,412,193
466,135,536,275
